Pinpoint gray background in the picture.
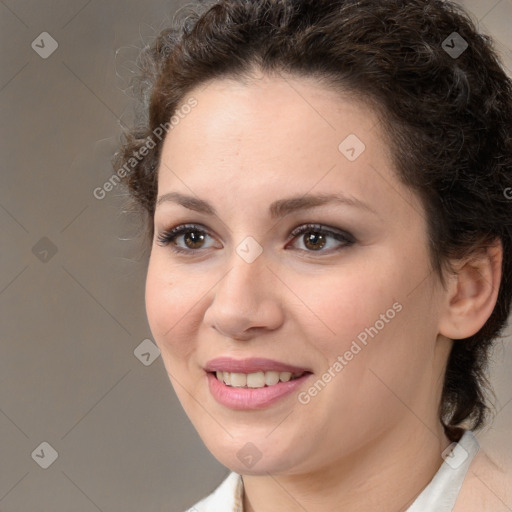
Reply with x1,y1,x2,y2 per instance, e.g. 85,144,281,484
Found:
0,1,511,511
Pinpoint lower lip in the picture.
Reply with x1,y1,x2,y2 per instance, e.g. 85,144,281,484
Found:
206,372,311,410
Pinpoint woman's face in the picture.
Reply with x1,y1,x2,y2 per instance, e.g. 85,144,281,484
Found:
146,74,450,475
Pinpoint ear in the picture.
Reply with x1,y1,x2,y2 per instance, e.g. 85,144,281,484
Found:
438,239,503,340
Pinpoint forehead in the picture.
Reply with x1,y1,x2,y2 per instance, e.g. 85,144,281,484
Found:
157,74,421,222
165,73,377,150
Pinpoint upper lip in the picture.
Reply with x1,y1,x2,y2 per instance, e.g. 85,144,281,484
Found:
204,357,311,374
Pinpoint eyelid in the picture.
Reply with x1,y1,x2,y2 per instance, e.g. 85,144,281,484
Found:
156,222,356,254
285,223,355,253
287,223,355,243
155,223,218,249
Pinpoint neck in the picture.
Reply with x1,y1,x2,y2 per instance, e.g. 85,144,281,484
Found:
242,421,452,512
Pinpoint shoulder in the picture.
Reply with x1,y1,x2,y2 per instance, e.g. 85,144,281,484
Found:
454,447,512,512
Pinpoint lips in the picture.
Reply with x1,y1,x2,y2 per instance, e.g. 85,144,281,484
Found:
204,357,311,374
204,357,313,409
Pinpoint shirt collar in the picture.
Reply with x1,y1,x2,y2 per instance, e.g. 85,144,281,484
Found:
406,429,479,511
189,430,479,512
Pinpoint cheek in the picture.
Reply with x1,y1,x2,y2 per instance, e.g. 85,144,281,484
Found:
289,261,405,355
304,266,438,420
145,259,201,361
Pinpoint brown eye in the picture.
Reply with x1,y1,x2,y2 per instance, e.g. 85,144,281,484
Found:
288,224,355,254
183,230,206,249
303,232,327,251
156,224,219,253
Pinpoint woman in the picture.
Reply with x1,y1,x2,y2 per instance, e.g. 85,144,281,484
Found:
115,0,512,510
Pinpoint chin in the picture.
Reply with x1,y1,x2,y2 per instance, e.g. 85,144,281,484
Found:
220,452,292,476
200,432,303,475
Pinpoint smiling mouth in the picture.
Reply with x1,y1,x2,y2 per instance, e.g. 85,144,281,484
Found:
210,370,308,389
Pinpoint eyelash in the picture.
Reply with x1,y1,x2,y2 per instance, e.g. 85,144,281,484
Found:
156,223,355,256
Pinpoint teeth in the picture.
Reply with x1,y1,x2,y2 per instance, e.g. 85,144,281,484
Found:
230,372,247,387
265,371,280,386
247,371,265,388
280,372,292,382
214,370,304,388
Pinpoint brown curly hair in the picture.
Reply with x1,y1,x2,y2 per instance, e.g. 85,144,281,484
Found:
114,0,512,441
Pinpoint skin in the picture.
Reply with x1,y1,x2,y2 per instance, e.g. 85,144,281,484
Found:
145,73,503,511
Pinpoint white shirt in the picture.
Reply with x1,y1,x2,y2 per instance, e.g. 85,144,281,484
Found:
185,429,480,512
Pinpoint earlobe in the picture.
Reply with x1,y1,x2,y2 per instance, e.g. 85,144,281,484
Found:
438,240,503,340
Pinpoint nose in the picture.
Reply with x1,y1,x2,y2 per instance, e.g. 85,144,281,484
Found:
203,253,285,341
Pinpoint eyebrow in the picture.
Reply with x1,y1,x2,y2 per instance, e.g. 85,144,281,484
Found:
156,191,378,219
